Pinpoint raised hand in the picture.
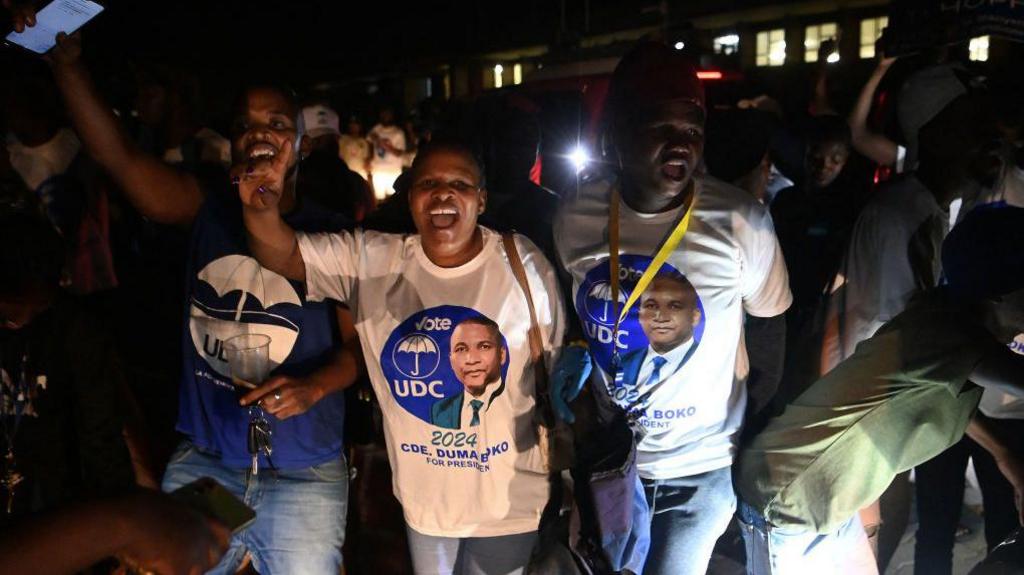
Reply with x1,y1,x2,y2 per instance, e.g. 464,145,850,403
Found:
46,31,82,68
116,489,231,575
232,138,294,213
3,0,37,33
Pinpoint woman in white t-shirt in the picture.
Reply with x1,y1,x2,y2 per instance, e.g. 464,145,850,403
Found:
237,140,564,574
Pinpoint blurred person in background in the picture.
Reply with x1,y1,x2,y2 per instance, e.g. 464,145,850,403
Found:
339,113,371,182
367,105,406,199
300,103,375,222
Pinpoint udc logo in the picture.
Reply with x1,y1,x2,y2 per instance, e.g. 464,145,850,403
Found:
392,333,441,379
584,280,628,325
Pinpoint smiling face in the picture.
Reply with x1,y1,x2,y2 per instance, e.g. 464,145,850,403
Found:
230,87,308,174
408,147,487,266
615,99,705,210
639,275,701,354
449,321,506,397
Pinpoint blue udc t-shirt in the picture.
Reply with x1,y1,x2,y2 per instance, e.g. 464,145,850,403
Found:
177,184,349,469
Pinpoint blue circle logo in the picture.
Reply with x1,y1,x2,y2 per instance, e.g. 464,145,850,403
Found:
380,306,510,428
575,255,705,376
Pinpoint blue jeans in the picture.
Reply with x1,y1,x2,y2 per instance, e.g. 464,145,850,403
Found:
737,499,877,575
161,441,348,575
405,526,538,575
641,466,736,575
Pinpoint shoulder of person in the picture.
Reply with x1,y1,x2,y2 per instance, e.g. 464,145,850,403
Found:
698,175,774,233
853,175,927,231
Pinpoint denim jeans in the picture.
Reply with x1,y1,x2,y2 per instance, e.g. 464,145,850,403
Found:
405,526,538,575
161,441,348,575
641,466,736,575
737,499,877,575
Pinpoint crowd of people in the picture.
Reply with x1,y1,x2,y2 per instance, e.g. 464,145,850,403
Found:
3,4,1024,575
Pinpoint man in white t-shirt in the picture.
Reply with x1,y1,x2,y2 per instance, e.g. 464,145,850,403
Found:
367,107,407,199
553,42,792,575
237,139,564,574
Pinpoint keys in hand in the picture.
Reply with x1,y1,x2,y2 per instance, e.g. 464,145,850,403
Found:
246,409,272,475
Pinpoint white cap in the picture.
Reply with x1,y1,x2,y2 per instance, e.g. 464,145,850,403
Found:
302,104,340,138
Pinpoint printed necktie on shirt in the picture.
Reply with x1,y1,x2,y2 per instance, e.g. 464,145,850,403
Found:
648,356,668,386
469,399,484,427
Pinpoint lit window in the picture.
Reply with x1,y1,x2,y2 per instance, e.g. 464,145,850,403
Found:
494,64,504,88
859,16,888,58
804,22,838,63
756,29,786,67
513,63,523,85
969,35,990,61
714,34,740,56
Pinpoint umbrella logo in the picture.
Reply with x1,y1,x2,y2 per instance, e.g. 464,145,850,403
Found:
392,333,441,379
189,255,302,378
584,280,628,325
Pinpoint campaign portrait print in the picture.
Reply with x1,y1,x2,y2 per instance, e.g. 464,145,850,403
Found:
575,255,706,390
380,305,510,429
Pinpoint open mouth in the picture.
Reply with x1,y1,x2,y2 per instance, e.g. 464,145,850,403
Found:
659,151,690,182
428,206,459,229
245,142,279,163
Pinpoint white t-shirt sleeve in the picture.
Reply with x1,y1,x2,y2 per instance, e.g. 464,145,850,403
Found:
296,229,362,304
736,201,792,317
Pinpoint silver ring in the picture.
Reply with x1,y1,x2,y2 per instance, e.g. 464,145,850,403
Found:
274,392,282,401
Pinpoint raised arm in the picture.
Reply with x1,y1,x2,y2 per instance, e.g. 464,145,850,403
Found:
848,56,900,167
238,139,306,281
48,33,203,225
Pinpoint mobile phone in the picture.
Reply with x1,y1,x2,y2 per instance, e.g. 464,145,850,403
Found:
171,477,256,534
4,0,104,55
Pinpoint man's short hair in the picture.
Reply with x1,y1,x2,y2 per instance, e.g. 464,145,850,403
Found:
641,271,698,306
452,316,502,344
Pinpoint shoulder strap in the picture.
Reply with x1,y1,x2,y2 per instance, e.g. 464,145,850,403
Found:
501,233,554,423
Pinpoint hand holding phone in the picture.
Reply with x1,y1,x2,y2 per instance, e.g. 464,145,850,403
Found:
115,487,234,575
5,0,102,54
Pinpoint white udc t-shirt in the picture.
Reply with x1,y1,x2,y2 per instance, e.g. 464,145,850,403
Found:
555,174,791,480
297,227,565,537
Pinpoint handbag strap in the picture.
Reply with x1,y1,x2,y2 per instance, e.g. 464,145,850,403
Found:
501,233,554,426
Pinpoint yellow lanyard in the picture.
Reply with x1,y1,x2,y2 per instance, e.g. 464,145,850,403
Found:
608,182,695,362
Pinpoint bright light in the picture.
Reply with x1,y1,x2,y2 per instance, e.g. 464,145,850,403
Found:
569,145,590,173
714,34,739,55
513,63,523,85
969,35,990,61
826,52,840,64
494,64,504,88
674,41,685,50
696,70,723,80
